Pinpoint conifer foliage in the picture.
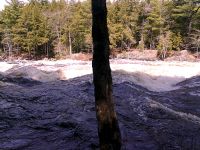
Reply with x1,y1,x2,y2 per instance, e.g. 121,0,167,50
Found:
0,0,199,59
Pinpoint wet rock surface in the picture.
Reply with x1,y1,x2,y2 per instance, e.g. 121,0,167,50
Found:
0,73,200,150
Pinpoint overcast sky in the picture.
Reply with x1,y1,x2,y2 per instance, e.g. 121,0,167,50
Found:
0,0,90,11
0,0,29,11
0,0,9,10
0,0,114,11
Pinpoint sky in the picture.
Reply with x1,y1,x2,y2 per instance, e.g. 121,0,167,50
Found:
0,0,28,11
0,0,91,11
0,0,9,10
0,0,113,11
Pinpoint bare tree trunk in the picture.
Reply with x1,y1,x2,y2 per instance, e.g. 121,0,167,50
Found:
17,44,19,56
7,42,12,61
56,25,61,56
69,31,72,56
46,43,49,58
92,0,121,149
28,46,31,59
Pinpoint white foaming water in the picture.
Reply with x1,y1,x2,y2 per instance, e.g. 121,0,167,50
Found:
0,59,200,91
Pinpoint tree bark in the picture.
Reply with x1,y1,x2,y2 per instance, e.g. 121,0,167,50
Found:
69,31,72,56
91,0,121,149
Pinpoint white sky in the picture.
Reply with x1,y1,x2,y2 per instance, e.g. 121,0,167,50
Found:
0,0,28,11
0,0,9,10
0,0,113,11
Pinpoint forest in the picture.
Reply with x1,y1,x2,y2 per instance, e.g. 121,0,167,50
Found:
0,0,199,59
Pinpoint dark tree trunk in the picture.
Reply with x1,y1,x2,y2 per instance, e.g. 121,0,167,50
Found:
91,0,121,149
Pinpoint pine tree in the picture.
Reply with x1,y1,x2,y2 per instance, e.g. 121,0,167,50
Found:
66,0,92,53
171,0,200,44
108,0,139,50
143,0,167,49
13,1,49,58
0,0,23,58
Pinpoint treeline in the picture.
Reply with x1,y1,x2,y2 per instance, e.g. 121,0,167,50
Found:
0,0,199,59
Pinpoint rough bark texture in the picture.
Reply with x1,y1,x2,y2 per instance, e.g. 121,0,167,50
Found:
92,0,121,149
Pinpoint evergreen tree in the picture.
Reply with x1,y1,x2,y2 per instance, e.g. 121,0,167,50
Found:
13,0,49,58
0,0,23,58
171,0,200,48
0,0,199,58
65,0,92,53
143,0,168,49
108,0,139,50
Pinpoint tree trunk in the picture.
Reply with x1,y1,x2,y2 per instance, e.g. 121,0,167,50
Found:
69,31,72,56
91,0,121,149
7,41,12,61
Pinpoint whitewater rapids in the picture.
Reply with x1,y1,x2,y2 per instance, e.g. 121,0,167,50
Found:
1,59,200,92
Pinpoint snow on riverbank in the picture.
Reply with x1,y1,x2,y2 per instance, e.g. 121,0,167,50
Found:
0,59,200,91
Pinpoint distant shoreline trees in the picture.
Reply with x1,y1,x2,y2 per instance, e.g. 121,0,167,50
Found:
0,0,199,59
